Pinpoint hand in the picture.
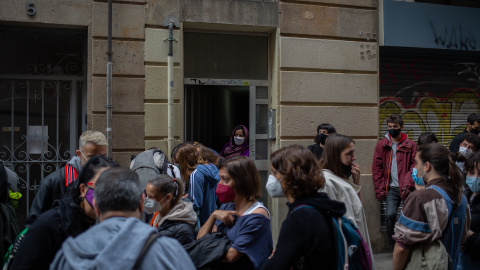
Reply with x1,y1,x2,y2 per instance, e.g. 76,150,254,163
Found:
213,210,236,227
268,249,276,259
351,162,361,184
182,194,188,199
468,230,474,237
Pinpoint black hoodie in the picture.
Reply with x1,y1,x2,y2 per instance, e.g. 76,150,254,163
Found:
262,192,346,270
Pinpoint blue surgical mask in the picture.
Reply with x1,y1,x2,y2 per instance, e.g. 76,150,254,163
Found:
466,176,480,193
412,164,426,186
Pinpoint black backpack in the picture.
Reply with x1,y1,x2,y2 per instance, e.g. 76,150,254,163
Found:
130,149,176,189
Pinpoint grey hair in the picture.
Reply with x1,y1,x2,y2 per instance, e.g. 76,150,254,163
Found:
94,167,143,213
79,130,108,149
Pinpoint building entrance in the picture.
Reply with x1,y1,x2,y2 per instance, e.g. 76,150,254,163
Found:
0,27,87,228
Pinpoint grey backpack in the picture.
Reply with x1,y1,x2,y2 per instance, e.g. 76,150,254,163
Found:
130,149,175,189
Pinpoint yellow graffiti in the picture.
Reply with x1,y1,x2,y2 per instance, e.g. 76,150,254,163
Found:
379,90,480,147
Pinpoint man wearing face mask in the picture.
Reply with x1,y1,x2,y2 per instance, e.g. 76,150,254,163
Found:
26,130,108,226
449,113,480,154
307,123,336,159
372,114,417,247
454,133,480,173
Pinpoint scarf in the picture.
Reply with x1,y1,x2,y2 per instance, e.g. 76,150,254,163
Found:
220,125,250,159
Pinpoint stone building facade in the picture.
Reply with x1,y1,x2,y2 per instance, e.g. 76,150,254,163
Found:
1,0,386,250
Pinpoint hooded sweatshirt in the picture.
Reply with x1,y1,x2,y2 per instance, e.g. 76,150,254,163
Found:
188,164,220,224
50,217,195,270
261,192,346,270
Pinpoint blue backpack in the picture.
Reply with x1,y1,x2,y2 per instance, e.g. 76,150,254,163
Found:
294,205,372,270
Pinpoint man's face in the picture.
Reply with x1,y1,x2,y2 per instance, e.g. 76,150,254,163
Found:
76,143,108,166
468,121,480,134
461,140,476,151
387,122,402,130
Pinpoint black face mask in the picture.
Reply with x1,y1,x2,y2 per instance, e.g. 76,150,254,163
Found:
388,128,401,138
343,164,352,179
471,128,480,135
316,133,328,145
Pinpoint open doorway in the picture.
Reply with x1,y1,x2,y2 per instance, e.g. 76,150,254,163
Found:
184,85,249,153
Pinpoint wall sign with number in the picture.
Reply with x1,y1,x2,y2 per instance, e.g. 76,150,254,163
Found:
27,3,36,16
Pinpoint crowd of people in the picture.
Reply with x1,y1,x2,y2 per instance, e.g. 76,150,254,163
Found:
1,114,479,269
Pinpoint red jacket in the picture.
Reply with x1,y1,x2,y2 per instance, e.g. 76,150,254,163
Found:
372,133,417,201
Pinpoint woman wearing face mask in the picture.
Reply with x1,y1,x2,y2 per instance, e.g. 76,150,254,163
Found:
145,174,197,246
197,156,272,270
392,143,470,270
220,125,249,158
262,145,347,270
318,134,373,260
307,123,336,159
457,152,480,268
9,156,118,270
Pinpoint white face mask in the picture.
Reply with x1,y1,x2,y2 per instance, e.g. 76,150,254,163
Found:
234,136,245,145
266,175,285,198
144,196,168,215
459,147,473,158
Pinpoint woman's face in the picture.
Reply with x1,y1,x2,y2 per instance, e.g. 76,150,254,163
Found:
467,163,480,178
318,129,329,135
340,142,356,166
234,129,245,138
270,165,286,182
80,167,108,219
146,183,172,215
219,167,235,190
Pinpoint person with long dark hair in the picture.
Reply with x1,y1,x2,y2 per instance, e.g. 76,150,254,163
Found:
318,134,373,261
392,143,470,270
9,156,118,270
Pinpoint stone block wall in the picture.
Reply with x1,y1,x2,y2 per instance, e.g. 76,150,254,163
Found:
91,0,146,166
276,0,385,252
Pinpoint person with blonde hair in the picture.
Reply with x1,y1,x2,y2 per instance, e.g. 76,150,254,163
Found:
26,130,108,225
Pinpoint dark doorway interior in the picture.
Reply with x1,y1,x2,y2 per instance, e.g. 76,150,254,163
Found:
185,85,249,153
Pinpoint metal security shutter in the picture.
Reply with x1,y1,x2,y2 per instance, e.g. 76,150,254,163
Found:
379,46,480,147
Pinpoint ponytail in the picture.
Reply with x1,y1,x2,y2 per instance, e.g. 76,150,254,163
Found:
418,143,463,202
148,174,184,209
447,154,463,201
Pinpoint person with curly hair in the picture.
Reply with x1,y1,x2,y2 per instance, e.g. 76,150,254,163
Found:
261,145,347,270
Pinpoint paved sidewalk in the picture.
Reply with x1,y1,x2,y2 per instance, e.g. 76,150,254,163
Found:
374,253,393,270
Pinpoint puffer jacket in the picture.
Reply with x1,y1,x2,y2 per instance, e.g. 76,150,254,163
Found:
158,220,195,246
372,133,417,201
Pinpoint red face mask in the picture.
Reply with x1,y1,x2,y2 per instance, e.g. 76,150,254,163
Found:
216,183,236,203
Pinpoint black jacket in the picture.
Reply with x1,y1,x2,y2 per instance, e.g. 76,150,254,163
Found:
449,129,468,153
307,144,323,160
157,220,195,246
10,199,93,270
261,192,346,270
26,160,80,226
185,232,231,270
462,189,480,259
